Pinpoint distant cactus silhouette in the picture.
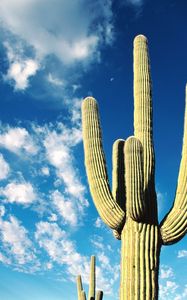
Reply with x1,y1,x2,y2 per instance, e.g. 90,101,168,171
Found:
77,256,103,300
82,35,187,299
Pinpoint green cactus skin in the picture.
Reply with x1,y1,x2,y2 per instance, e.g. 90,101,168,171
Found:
76,256,104,300
82,35,187,299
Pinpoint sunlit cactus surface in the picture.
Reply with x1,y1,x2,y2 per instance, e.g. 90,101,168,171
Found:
82,35,187,299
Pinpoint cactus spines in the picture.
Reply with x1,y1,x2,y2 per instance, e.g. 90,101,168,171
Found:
76,256,103,300
82,34,187,299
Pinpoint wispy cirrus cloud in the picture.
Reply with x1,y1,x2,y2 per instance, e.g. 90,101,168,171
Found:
51,190,78,226
0,154,10,180
177,250,187,258
160,265,174,279
42,120,88,210
35,221,116,294
0,213,38,267
0,95,95,288
0,97,88,225
174,285,187,300
159,264,187,300
159,280,179,299
94,217,104,229
124,0,144,7
47,73,65,87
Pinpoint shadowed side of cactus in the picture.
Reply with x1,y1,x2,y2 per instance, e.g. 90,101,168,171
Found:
82,35,187,299
76,256,103,300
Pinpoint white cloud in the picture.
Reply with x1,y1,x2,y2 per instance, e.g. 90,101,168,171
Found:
47,73,65,87
0,252,11,264
0,118,91,277
160,265,174,279
0,127,38,155
177,250,187,258
43,123,88,209
51,190,78,226
0,182,36,205
159,281,179,299
174,285,187,300
0,215,37,265
72,84,81,93
0,153,10,179
35,221,85,269
91,235,105,251
95,217,103,228
48,213,58,222
69,36,99,60
3,42,39,90
41,167,50,176
98,252,110,267
0,0,113,65
125,0,144,6
0,1,115,93
65,98,82,125
0,115,87,221
45,262,53,270
0,205,5,217
35,221,115,294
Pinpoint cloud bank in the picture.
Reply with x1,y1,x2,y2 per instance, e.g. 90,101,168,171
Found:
0,0,114,90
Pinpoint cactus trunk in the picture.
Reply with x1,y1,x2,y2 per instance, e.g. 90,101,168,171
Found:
120,220,160,300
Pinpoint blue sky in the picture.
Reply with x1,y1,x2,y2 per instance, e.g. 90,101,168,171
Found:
0,0,186,299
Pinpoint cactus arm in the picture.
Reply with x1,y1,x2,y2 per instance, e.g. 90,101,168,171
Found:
160,209,186,245
112,139,126,209
124,137,145,221
96,291,103,300
133,35,157,222
88,255,95,300
82,97,125,230
81,291,87,300
77,275,83,300
112,139,126,239
160,85,187,245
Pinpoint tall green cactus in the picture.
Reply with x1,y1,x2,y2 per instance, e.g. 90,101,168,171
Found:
81,35,187,299
77,256,103,300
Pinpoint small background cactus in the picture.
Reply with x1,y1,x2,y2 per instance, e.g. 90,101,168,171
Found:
77,256,103,300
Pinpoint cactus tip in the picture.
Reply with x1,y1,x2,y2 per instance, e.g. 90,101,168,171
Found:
134,34,147,44
82,96,97,109
83,96,96,102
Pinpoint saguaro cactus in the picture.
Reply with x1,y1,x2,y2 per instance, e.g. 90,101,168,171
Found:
82,35,187,299
77,256,103,300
